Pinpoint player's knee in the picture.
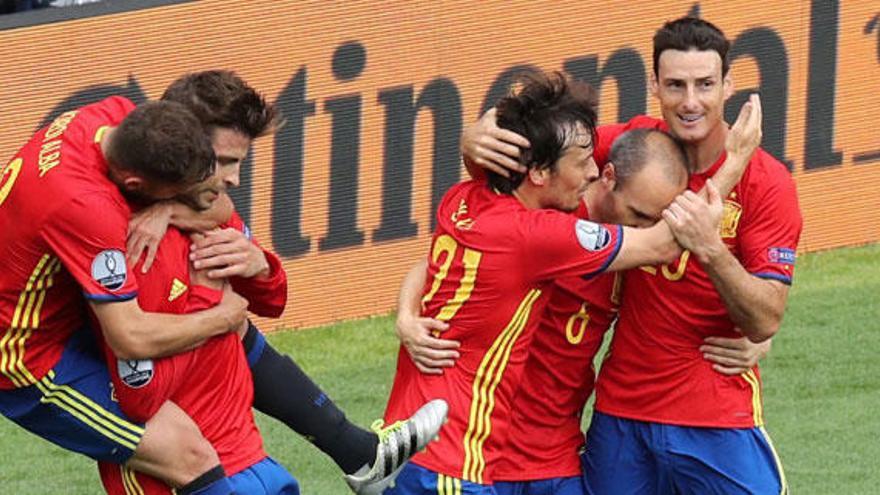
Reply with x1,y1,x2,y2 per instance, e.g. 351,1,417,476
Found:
167,422,220,484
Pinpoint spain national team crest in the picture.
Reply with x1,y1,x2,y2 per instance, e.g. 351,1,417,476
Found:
91,249,127,291
117,359,153,388
720,200,743,239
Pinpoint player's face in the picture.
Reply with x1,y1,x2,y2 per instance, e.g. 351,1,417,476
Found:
176,175,223,211
211,127,251,189
652,49,732,144
594,161,687,227
544,127,598,212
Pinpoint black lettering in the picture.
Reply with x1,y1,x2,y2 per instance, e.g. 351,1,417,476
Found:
374,78,462,240
228,150,254,224
725,28,792,169
564,49,647,122
39,75,146,129
320,42,367,251
804,0,842,170
271,67,315,258
480,64,541,115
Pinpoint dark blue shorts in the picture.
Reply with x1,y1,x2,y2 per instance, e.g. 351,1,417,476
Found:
384,463,497,494
581,411,788,495
0,328,144,464
495,476,586,495
229,457,300,495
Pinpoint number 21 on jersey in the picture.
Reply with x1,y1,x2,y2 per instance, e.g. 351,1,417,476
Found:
421,234,483,321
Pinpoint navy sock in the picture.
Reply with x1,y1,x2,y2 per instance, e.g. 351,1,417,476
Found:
177,466,232,495
243,322,379,474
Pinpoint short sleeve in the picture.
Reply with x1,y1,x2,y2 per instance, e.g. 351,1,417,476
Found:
737,166,803,285
522,210,623,282
42,194,138,301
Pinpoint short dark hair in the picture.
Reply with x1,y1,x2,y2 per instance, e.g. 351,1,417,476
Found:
162,70,281,139
106,100,216,185
653,17,731,77
490,71,598,194
609,128,689,189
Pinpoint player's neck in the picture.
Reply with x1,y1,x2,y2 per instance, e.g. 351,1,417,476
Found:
685,124,727,174
512,187,542,210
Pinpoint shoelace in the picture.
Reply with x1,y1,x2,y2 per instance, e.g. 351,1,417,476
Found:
371,419,407,444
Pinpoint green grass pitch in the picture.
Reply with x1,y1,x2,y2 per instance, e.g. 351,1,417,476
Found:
0,244,877,494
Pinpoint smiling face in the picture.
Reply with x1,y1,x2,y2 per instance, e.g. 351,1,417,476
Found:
651,48,733,145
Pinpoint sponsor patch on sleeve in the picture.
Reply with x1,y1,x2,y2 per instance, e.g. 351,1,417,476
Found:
117,359,154,388
768,247,796,265
575,220,611,252
91,249,127,291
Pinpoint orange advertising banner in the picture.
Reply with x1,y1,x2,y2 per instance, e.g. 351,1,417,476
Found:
1,0,878,329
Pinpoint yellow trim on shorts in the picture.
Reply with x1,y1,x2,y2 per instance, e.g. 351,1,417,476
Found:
758,426,789,495
35,371,144,451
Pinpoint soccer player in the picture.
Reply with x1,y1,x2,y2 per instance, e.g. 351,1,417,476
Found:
0,97,249,495
120,70,447,494
96,195,302,493
381,72,759,494
460,17,799,494
399,102,765,494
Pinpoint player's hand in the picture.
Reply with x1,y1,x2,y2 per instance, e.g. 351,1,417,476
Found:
189,234,226,291
217,284,249,333
701,333,772,375
190,228,270,280
461,108,530,178
724,93,763,168
663,179,725,264
396,314,459,375
127,202,173,273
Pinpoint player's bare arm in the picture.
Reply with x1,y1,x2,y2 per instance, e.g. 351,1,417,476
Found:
461,107,529,179
395,259,458,375
701,335,772,375
89,289,248,360
663,183,789,343
127,192,235,272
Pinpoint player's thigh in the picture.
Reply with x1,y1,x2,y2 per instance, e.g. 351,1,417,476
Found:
229,457,300,495
0,328,144,464
383,463,497,494
581,411,667,495
99,462,173,495
665,425,787,495
495,477,586,495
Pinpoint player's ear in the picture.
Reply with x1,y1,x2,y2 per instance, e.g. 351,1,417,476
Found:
602,162,617,189
527,166,548,186
649,71,660,99
120,175,145,194
722,72,734,101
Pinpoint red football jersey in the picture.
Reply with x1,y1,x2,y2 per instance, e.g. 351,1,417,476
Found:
383,180,622,484
226,212,288,318
99,223,268,478
593,116,803,427
494,271,620,481
0,97,138,390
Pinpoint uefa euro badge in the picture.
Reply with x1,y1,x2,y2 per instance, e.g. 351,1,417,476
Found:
720,200,743,239
91,249,127,291
117,359,154,388
575,220,611,251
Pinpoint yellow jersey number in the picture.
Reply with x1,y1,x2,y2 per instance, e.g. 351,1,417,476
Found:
0,158,23,207
421,234,483,321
